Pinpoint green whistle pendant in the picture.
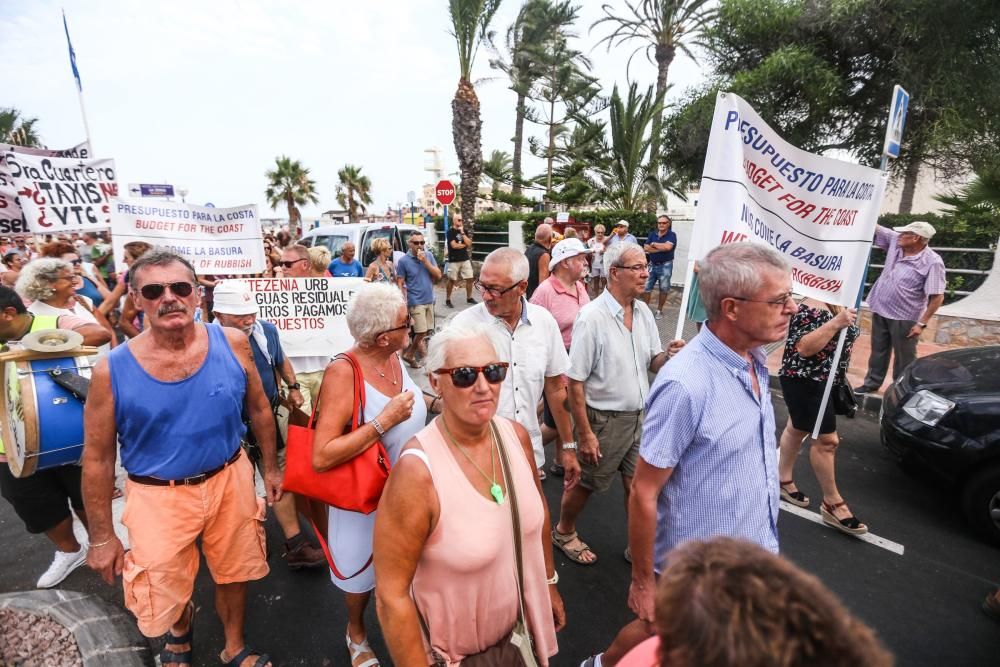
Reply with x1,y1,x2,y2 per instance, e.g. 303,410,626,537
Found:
490,483,505,505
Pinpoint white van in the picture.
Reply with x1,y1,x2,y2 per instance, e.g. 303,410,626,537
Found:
300,222,429,268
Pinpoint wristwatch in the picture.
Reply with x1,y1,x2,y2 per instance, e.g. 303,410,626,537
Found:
917,322,927,329
287,382,301,390
561,442,578,451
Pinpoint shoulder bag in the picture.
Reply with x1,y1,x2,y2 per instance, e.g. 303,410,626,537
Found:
417,420,539,667
282,352,391,515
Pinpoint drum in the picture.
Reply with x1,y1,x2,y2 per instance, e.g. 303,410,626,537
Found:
2,355,92,477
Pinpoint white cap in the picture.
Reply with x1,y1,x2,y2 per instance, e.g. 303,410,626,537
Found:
212,281,258,316
893,220,936,239
615,219,630,229
549,238,593,271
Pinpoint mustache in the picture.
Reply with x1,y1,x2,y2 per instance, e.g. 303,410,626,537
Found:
157,303,188,316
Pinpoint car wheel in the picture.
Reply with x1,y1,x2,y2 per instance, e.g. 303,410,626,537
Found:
961,465,1000,546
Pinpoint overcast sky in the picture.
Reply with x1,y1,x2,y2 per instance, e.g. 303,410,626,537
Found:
1,0,706,218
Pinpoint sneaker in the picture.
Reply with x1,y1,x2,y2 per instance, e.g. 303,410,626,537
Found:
445,300,454,308
37,546,88,588
283,537,327,570
655,309,663,320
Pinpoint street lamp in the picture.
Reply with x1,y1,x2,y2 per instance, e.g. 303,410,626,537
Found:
178,187,189,203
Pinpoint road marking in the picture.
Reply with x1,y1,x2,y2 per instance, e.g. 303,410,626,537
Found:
780,501,905,556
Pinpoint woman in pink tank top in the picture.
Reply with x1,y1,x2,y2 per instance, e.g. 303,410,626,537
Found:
374,323,565,666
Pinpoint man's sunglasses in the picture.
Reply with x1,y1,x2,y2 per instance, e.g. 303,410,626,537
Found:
410,241,426,246
69,258,83,265
433,362,509,388
280,258,308,269
138,281,195,300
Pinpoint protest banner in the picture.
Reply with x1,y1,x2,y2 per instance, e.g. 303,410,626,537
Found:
1,149,115,234
687,92,887,306
110,198,264,275
229,277,362,357
0,141,91,235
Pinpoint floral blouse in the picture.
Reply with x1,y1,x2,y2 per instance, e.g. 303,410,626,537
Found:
778,304,859,383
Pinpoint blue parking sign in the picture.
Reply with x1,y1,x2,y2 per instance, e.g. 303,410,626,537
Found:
883,85,909,159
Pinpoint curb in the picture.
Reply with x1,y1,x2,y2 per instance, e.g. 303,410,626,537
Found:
768,375,883,417
0,590,153,667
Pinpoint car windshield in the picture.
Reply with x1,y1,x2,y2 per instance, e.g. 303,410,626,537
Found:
361,228,394,266
399,228,422,252
312,235,349,257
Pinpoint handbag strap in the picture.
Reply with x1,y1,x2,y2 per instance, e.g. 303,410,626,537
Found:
334,351,367,430
492,419,529,631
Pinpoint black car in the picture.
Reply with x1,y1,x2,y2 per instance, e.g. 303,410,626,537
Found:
880,346,1000,544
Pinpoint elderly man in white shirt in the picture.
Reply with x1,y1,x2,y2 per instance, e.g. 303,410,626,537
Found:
451,247,579,485
552,241,683,566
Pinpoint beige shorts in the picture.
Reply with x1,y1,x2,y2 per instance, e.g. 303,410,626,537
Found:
121,452,268,637
409,303,435,334
447,259,474,281
578,406,643,493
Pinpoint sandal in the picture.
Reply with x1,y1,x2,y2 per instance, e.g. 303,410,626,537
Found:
160,600,195,666
779,480,809,508
624,546,632,563
346,632,380,667
220,645,271,667
821,500,868,536
580,654,602,667
552,528,598,565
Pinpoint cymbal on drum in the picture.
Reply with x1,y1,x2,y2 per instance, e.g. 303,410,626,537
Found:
20,329,84,353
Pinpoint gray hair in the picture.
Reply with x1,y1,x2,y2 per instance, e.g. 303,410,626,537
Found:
535,223,553,243
426,322,508,374
128,248,198,290
603,241,644,274
346,282,406,345
15,258,72,301
283,244,310,260
483,247,529,283
698,242,790,320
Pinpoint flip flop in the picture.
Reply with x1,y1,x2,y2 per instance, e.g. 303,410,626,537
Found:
220,645,271,667
160,600,195,666
552,528,598,565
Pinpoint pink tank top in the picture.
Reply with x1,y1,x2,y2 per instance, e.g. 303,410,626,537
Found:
409,417,557,665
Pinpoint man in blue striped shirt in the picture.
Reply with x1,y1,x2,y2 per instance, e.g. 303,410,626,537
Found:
589,242,797,667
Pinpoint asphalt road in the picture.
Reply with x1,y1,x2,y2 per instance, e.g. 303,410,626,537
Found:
1,396,998,666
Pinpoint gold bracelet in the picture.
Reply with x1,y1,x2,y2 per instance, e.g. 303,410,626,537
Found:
90,536,115,548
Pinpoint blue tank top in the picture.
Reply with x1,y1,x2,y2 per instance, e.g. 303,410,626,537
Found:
109,323,247,478
76,277,103,308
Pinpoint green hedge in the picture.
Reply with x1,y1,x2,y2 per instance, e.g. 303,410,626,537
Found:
869,211,998,301
428,210,659,247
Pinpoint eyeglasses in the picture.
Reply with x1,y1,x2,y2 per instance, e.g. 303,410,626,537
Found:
138,281,195,300
279,258,308,269
69,258,83,266
614,263,648,272
730,292,796,308
377,318,413,337
475,281,521,297
434,363,509,388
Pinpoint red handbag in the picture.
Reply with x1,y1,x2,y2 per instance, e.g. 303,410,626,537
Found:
283,352,391,516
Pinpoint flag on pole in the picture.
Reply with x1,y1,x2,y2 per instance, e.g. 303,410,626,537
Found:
62,10,82,91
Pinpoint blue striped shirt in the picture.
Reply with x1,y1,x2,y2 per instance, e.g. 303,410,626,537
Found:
641,324,779,570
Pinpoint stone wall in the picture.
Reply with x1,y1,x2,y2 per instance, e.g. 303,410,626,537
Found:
858,307,1000,347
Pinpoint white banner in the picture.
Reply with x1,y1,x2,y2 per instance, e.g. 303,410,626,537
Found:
0,142,93,235
691,92,887,305
228,277,362,357
1,149,115,234
110,198,264,275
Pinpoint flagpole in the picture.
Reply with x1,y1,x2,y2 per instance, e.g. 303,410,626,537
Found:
63,10,94,153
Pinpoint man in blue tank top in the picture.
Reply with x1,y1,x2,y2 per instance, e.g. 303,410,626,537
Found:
82,250,280,667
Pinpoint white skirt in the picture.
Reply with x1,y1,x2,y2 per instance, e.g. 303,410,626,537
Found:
327,506,376,593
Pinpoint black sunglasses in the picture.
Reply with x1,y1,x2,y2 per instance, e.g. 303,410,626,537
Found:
433,362,509,388
69,258,83,266
280,258,308,269
138,281,195,300
410,240,426,246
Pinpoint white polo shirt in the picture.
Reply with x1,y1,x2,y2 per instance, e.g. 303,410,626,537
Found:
452,299,570,467
568,290,662,411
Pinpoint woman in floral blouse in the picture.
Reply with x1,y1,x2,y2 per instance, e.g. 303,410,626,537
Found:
777,300,867,535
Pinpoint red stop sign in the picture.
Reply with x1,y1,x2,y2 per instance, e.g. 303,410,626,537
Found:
435,180,456,206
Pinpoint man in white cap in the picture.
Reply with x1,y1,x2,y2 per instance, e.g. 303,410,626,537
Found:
530,238,593,479
607,220,638,247
855,220,945,394
212,281,325,570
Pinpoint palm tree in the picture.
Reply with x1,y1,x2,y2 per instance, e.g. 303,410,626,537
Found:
595,83,667,210
264,156,319,240
482,149,514,202
335,164,374,224
593,0,716,186
489,0,577,199
449,0,504,230
937,162,1000,215
0,108,42,147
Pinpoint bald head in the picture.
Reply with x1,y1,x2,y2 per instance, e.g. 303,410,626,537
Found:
535,223,553,246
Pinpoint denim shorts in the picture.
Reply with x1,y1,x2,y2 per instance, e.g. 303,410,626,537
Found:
645,261,673,292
